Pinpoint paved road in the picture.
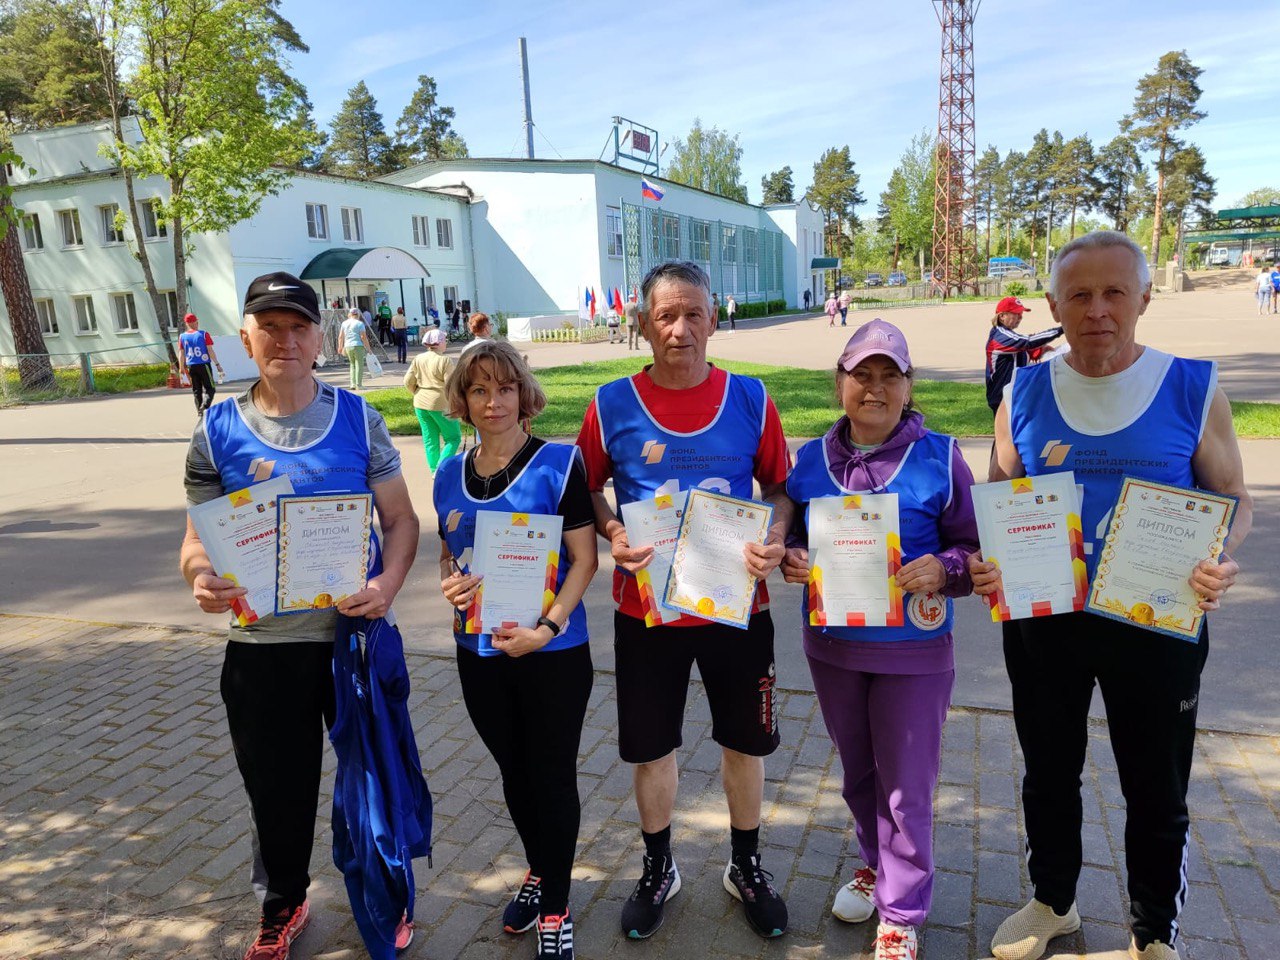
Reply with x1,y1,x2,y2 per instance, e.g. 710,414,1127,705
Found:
3,614,1278,960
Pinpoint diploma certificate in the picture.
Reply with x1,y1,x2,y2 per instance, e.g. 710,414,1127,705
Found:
663,489,773,629
972,473,1087,621
621,492,687,627
468,510,564,635
188,476,295,626
275,493,373,615
1086,477,1236,641
807,494,903,627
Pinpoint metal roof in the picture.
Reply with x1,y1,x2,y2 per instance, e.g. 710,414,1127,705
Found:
299,246,430,280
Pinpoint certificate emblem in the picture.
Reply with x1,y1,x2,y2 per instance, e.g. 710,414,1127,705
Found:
907,592,946,631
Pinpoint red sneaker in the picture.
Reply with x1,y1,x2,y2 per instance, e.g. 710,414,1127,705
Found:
395,912,414,951
243,900,310,960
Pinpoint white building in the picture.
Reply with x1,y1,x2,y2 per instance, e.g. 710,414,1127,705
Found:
382,158,826,318
1,119,475,364
0,122,825,364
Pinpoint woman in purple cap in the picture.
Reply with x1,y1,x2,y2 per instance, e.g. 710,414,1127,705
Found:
781,318,979,960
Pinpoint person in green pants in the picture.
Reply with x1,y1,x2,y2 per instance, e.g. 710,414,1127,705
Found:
339,307,372,390
404,327,461,471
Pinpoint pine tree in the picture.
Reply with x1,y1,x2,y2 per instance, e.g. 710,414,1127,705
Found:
1096,134,1146,231
324,81,397,178
806,146,864,257
1053,135,1099,238
877,133,934,272
1123,51,1206,265
760,166,794,204
395,75,466,163
973,145,1001,262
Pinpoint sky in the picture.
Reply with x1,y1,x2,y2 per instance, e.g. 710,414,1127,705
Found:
280,0,1280,215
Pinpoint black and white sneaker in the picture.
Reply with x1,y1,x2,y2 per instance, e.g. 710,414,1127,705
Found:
535,911,574,959
724,853,788,937
503,870,542,934
620,853,681,939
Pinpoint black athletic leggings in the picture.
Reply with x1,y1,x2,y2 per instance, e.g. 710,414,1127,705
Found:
189,363,216,411
456,642,593,915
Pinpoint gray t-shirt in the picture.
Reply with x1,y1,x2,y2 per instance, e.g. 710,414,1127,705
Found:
185,379,402,644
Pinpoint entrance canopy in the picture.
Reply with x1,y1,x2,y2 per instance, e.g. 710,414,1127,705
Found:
811,257,839,270
300,246,430,280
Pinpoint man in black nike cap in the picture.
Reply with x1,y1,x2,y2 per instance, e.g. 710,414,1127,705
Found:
179,271,420,959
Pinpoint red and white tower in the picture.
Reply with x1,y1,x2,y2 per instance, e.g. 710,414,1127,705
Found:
931,0,980,296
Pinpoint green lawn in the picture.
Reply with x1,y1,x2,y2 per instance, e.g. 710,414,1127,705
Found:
1,362,169,404
366,356,1280,439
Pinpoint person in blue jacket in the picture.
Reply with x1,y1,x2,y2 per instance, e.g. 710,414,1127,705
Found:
780,319,980,960
433,340,598,960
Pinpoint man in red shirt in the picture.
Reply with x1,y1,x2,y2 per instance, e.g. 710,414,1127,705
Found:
576,261,794,941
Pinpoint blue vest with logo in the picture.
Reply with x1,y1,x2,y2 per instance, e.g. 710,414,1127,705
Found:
787,431,957,642
432,442,589,656
180,329,211,366
1009,354,1213,578
596,371,765,508
203,383,382,571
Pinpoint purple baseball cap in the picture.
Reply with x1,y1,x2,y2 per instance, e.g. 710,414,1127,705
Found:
838,318,912,373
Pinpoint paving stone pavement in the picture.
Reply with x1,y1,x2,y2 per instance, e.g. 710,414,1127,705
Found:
2,613,1279,960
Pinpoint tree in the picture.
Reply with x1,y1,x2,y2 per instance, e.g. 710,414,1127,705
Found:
760,166,794,204
665,119,747,202
92,0,315,369
0,153,54,389
1020,129,1064,269
973,145,1001,262
395,75,466,164
1160,145,1215,250
806,145,864,257
1095,134,1146,231
292,93,328,172
878,133,935,273
1053,134,1098,238
993,149,1026,256
324,81,397,178
1234,187,1280,208
438,131,468,159
0,0,113,127
1122,50,1206,265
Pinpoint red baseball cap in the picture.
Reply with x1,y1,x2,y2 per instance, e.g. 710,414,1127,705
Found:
995,296,1030,314
183,313,199,324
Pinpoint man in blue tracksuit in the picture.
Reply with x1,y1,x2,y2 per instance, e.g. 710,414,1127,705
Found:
180,273,420,960
971,233,1252,960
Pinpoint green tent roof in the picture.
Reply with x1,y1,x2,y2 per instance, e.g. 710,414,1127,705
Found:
811,257,839,269
299,246,430,280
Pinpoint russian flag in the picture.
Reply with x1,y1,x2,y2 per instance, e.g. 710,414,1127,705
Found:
641,177,664,202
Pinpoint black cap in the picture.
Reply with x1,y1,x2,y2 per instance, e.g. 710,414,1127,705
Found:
243,271,321,324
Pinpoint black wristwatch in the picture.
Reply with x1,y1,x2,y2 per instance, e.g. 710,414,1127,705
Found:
536,616,561,636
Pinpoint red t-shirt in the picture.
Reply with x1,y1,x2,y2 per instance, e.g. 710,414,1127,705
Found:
576,365,791,626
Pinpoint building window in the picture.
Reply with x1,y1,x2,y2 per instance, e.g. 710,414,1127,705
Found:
111,292,139,332
306,202,328,240
691,221,711,262
138,199,167,239
722,226,738,263
35,298,57,335
745,230,758,266
661,215,680,261
159,290,182,330
73,295,97,334
99,203,125,244
59,209,83,247
443,285,459,313
436,218,453,249
606,207,623,258
341,206,363,243
421,284,436,315
22,212,43,251
411,215,430,247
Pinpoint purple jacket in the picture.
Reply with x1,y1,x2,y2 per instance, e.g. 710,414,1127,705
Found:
797,412,980,674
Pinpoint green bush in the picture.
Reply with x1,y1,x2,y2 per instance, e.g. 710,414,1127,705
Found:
721,299,787,321
1003,281,1028,297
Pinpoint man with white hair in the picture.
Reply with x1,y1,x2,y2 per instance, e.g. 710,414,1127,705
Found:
970,232,1252,960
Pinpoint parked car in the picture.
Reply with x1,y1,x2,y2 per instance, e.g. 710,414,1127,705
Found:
988,256,1033,278
864,273,883,287
887,271,908,286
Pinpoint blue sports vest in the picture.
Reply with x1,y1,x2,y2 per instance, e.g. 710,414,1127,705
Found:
180,329,211,366
432,442,589,656
787,432,957,642
1009,354,1213,578
597,372,766,507
203,383,382,571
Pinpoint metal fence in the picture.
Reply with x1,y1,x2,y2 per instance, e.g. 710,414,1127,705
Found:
0,342,176,403
621,202,786,303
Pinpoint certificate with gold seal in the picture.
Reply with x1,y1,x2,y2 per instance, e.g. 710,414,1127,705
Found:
1085,477,1237,642
663,488,773,629
807,493,903,627
275,493,373,615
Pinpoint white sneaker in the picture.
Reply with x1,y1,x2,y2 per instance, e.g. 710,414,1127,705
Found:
874,922,917,960
1130,938,1181,960
991,899,1081,960
831,866,876,923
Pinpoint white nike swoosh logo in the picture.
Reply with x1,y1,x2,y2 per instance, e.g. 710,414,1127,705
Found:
266,283,298,291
